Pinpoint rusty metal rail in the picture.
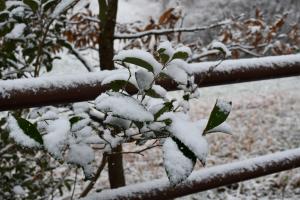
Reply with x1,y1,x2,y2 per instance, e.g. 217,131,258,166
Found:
0,54,300,111
82,148,300,200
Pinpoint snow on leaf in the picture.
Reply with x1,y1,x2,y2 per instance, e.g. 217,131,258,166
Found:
23,0,39,12
51,0,75,18
71,118,90,132
113,49,162,74
104,114,131,129
163,64,188,85
43,118,70,159
167,59,192,75
204,99,232,133
67,143,94,167
196,119,232,135
5,23,26,39
163,137,195,185
102,71,138,91
171,51,189,60
13,115,43,145
95,92,154,122
8,116,41,148
135,69,153,91
160,113,209,165
210,40,231,58
157,41,174,63
151,85,167,98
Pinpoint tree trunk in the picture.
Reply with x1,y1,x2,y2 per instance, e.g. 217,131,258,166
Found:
107,145,126,188
98,0,126,189
99,0,118,70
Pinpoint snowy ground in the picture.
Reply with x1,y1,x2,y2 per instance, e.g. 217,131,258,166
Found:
69,76,300,200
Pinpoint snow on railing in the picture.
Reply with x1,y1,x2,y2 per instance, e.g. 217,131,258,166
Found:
0,54,300,111
82,148,300,200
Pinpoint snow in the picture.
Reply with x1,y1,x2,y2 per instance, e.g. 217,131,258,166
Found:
158,41,175,59
216,99,232,114
163,137,195,185
189,54,300,74
101,71,138,88
51,0,75,18
5,23,26,39
135,69,154,91
40,110,58,121
0,70,115,98
67,143,94,166
196,119,232,135
159,112,209,164
102,129,123,150
104,114,131,129
95,92,154,122
7,115,41,148
210,41,231,58
82,147,300,200
71,118,90,132
152,85,167,98
163,65,188,85
43,118,70,159
167,58,192,75
113,49,162,75
13,185,26,196
175,46,192,57
1,54,299,100
72,102,90,114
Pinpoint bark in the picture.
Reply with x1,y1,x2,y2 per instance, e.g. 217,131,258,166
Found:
98,0,125,189
107,145,126,188
99,0,118,70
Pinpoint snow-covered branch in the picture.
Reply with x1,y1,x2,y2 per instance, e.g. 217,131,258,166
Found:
114,20,231,39
82,148,300,200
0,54,300,110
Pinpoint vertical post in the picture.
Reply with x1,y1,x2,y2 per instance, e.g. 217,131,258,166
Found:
98,0,126,188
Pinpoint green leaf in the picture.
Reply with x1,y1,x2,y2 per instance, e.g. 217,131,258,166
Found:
171,51,189,60
69,116,83,127
42,0,56,12
145,88,162,98
14,116,43,144
23,0,39,12
0,0,6,11
0,12,8,22
172,136,197,163
204,99,232,133
154,101,174,120
163,137,196,185
109,80,137,93
122,57,154,72
157,48,170,64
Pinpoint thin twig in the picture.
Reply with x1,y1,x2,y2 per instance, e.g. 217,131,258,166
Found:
80,153,108,197
110,144,162,157
0,144,15,157
114,20,231,40
71,168,78,200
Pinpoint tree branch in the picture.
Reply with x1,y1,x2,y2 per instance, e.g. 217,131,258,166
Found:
114,20,231,40
80,153,108,197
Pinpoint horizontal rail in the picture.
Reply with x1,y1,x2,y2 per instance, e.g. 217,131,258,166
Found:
0,54,300,111
82,148,300,200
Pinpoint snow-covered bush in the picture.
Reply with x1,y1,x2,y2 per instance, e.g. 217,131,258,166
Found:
0,0,78,78
7,41,232,185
